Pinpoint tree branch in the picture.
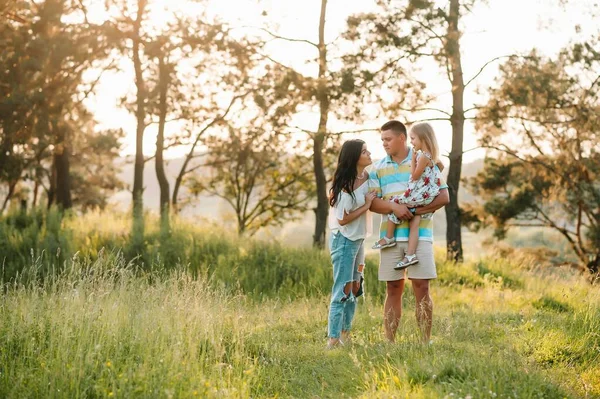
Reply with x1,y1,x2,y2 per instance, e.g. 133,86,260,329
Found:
395,107,451,116
257,27,319,49
328,127,380,136
255,51,299,73
464,55,515,88
77,60,117,105
144,116,187,128
534,205,585,261
407,17,445,47
505,223,551,228
406,117,450,124
520,121,545,156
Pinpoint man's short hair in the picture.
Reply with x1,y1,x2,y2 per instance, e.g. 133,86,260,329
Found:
380,120,407,137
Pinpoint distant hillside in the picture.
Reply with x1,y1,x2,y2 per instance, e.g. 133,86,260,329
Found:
109,156,486,247
110,155,225,218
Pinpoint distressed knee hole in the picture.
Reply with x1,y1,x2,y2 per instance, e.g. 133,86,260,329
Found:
340,281,353,302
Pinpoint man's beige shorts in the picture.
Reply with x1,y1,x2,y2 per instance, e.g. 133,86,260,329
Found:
379,241,437,281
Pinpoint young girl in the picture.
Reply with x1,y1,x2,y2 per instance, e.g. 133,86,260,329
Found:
372,122,443,270
327,139,375,349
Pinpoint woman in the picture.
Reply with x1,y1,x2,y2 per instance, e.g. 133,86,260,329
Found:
327,139,375,348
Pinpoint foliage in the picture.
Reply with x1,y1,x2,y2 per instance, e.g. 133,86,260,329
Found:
186,72,315,235
343,0,484,261
467,45,600,273
0,0,122,212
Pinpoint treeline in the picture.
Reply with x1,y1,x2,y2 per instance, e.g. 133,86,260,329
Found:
1,0,598,272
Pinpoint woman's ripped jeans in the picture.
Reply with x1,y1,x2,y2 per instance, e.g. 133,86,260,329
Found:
327,232,365,339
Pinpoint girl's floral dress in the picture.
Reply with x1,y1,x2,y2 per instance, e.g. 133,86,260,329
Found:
388,150,443,224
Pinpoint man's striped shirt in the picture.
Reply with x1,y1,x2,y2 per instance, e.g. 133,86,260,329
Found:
368,147,447,242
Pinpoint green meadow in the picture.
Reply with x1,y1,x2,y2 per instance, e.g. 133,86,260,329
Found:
1,210,598,398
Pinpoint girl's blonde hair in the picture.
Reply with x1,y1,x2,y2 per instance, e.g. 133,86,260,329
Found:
410,122,439,163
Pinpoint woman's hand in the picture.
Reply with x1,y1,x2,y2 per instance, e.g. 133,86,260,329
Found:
365,191,377,207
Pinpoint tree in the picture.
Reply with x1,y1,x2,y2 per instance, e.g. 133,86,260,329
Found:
154,44,171,233
257,0,378,248
186,62,313,236
312,0,330,249
466,46,600,274
345,0,498,261
144,33,177,234
103,0,152,250
153,15,261,216
67,122,125,211
0,9,40,212
0,0,114,213
190,126,313,236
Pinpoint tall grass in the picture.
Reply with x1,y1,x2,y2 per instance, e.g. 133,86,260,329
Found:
0,209,336,300
1,209,599,398
1,251,259,398
2,251,598,398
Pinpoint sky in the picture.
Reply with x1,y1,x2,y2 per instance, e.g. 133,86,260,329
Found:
86,0,599,165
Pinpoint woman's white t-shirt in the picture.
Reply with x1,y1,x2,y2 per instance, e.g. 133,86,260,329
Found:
329,180,371,241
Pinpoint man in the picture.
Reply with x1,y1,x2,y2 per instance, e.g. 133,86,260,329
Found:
368,120,449,343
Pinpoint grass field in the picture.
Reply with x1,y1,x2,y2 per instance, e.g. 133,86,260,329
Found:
0,210,598,398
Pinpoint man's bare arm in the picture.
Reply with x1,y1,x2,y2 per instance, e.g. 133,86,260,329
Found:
370,197,393,214
414,188,449,215
370,197,413,220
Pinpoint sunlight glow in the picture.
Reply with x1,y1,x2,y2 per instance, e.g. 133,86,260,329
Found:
86,0,598,164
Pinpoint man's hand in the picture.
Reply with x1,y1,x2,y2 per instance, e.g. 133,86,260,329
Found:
392,203,413,220
414,188,449,216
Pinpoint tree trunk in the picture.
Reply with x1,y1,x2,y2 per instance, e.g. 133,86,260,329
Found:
587,254,599,276
131,0,148,251
237,216,245,236
32,178,40,207
156,54,170,234
312,0,329,249
1,180,17,214
172,163,185,213
172,142,198,213
53,147,72,210
53,122,72,210
444,0,465,262
47,160,56,209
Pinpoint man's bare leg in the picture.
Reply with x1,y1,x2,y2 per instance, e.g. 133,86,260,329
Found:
384,279,405,342
411,279,433,343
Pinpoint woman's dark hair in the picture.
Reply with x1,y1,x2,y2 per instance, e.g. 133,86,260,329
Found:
329,139,365,207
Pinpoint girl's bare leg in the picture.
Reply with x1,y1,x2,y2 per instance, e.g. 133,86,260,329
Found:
386,219,396,239
375,219,397,246
406,215,421,256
